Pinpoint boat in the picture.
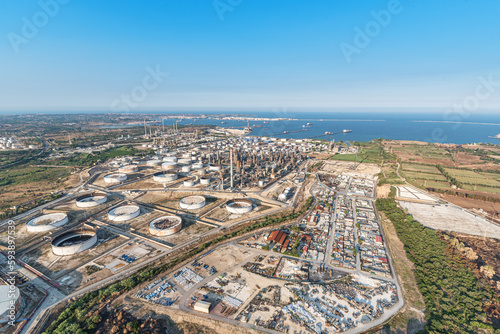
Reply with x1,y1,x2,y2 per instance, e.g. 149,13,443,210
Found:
307,122,314,126
284,131,289,134
221,121,227,124
263,121,269,124
253,125,263,128
343,129,352,133
325,131,333,135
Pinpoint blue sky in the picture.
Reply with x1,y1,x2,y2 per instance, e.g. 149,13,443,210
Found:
1,0,499,112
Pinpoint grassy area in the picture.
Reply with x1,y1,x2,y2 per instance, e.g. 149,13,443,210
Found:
0,166,71,188
444,167,500,188
479,172,500,181
391,144,454,161
376,199,499,333
463,184,500,194
401,171,447,181
402,163,441,174
0,165,72,210
52,145,142,167
412,179,452,189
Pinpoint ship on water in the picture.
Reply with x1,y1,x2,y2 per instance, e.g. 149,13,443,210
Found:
489,134,500,139
343,129,352,133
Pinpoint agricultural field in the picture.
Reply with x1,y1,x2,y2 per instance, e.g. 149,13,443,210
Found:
390,144,454,162
444,168,500,188
401,171,447,181
478,171,500,182
401,163,441,174
412,180,451,190
462,184,500,194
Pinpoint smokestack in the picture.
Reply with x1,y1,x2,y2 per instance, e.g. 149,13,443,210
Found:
230,148,234,189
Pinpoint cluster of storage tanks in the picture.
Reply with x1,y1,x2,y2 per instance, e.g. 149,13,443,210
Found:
25,192,111,256
141,152,215,187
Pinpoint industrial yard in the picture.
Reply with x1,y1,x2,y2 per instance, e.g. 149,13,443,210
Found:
5,128,496,334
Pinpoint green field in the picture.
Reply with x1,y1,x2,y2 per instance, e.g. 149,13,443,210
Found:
402,163,441,174
53,145,142,167
413,179,451,189
392,145,453,161
0,166,72,188
478,171,500,181
402,171,447,181
444,167,500,187
462,184,500,194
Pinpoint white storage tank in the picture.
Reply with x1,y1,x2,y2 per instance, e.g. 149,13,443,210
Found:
209,164,222,171
51,227,97,256
192,162,203,169
27,213,69,233
183,180,195,187
147,159,162,167
119,165,138,173
179,196,206,210
226,199,253,214
163,156,178,162
162,162,177,170
153,171,177,182
104,173,127,183
149,215,182,236
75,192,107,208
108,205,141,221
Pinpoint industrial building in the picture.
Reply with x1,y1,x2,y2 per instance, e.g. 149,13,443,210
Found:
193,300,211,314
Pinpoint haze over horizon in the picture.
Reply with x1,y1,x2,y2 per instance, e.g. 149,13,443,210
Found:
1,0,500,112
